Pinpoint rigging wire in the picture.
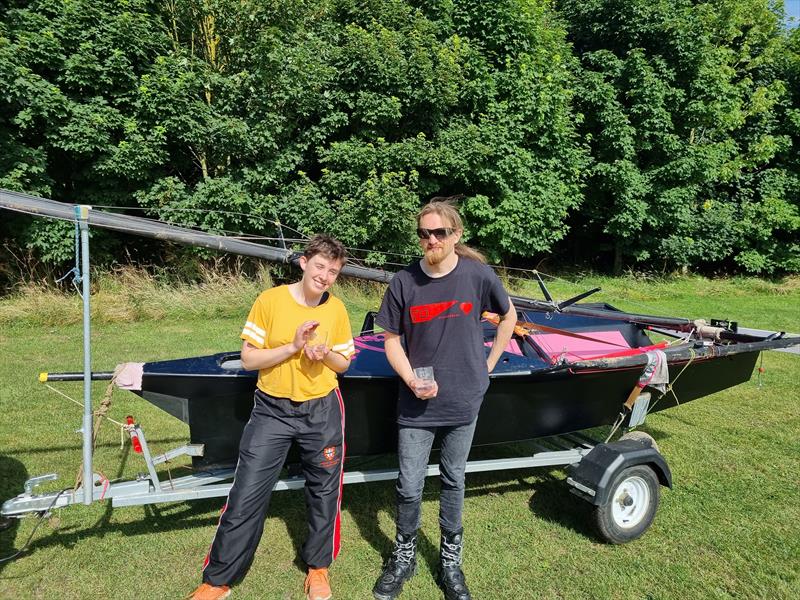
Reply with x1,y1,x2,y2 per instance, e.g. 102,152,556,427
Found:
9,208,592,302
12,201,533,263
1,205,310,249
73,205,616,272
87,204,312,241
58,204,427,261
79,205,677,287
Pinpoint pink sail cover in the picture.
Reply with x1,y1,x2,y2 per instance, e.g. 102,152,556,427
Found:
532,331,631,362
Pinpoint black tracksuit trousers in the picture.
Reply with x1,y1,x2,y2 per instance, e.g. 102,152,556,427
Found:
202,388,345,586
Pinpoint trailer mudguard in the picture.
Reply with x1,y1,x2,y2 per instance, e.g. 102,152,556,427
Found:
567,439,672,506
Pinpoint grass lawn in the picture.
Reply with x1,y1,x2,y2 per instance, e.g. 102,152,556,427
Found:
0,274,798,599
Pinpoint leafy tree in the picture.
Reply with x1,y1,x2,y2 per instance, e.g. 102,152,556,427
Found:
560,0,798,273
0,0,170,263
1,0,796,276
133,0,586,264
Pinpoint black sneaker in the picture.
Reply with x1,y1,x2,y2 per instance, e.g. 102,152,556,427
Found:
372,531,417,600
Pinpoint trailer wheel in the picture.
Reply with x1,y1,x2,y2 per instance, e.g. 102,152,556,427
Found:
620,430,659,453
593,464,660,544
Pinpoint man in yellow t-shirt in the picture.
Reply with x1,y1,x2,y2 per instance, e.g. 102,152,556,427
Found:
190,235,355,600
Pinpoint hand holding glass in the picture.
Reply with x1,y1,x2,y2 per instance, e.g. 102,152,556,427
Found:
306,329,329,360
413,366,435,395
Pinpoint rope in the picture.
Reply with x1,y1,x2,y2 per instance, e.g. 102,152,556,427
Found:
73,365,123,492
607,346,699,442
604,412,627,443
43,384,125,429
45,376,180,491
666,327,695,346
55,219,82,286
164,460,175,490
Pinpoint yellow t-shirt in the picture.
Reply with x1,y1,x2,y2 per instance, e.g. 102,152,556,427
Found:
240,285,355,401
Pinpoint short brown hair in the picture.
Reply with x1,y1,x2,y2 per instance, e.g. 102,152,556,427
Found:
303,234,348,264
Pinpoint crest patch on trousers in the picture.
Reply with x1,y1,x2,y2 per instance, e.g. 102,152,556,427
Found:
320,445,339,467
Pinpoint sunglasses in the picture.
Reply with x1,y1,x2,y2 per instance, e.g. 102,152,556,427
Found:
417,227,455,240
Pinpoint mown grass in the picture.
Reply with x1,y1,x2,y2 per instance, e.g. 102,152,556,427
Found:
0,271,798,599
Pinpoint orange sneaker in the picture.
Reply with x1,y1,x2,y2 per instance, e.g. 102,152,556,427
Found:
186,582,231,600
304,567,332,600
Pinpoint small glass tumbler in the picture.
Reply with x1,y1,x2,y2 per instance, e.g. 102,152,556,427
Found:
308,329,329,355
413,366,435,392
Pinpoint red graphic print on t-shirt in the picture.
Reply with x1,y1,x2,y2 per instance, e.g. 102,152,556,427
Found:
409,300,463,323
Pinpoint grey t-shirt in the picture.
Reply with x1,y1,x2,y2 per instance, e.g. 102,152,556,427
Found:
375,257,511,426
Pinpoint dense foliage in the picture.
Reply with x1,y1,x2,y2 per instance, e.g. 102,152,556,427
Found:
1,0,798,274
560,0,799,273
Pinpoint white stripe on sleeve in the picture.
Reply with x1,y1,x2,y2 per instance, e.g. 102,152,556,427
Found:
245,321,266,337
242,327,265,346
332,340,355,358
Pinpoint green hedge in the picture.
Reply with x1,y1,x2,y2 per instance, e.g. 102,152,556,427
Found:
1,0,798,274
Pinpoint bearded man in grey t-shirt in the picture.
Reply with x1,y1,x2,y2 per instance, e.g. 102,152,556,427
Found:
372,199,517,600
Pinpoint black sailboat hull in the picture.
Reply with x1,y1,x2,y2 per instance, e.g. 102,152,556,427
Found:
136,349,758,469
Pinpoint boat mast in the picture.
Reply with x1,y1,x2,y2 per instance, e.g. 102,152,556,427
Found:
0,189,392,283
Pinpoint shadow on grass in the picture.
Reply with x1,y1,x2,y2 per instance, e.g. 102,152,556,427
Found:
655,410,706,429
526,472,596,539
464,467,598,541
636,425,672,446
0,454,28,574
0,444,233,567
342,479,396,567
341,460,606,574
17,497,229,557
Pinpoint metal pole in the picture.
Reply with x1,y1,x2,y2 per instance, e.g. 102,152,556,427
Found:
77,205,93,505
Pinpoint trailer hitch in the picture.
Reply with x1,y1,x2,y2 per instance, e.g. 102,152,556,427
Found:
24,473,59,496
2,474,72,519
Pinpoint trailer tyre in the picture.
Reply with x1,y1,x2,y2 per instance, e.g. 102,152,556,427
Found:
620,430,659,453
593,464,660,544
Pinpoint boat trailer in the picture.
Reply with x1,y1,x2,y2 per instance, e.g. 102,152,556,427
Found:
2,408,671,545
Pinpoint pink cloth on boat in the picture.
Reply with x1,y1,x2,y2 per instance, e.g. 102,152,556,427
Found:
484,339,523,356
532,331,630,361
115,362,144,391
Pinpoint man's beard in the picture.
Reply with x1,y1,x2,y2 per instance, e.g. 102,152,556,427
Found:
424,246,446,265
